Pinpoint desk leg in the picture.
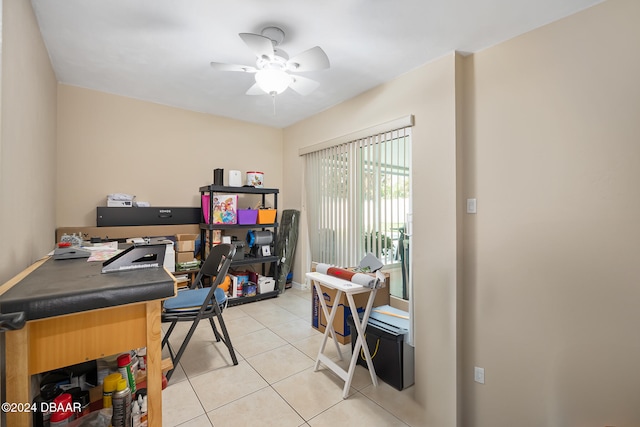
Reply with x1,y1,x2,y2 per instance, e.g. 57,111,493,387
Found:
344,289,379,398
5,326,30,426
314,284,343,372
145,301,162,427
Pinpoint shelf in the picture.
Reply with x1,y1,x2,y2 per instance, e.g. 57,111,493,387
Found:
227,290,279,307
200,185,279,306
231,255,278,267
199,185,279,195
200,222,278,230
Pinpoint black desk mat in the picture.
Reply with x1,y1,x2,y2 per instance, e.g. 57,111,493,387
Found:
0,257,175,322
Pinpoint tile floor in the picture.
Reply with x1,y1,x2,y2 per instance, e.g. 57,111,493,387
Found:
161,287,424,427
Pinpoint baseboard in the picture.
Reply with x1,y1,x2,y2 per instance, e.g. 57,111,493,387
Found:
289,280,309,291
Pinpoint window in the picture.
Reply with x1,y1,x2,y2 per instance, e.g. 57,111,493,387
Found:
302,121,412,273
360,131,410,267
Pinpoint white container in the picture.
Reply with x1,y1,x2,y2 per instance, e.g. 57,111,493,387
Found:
246,171,264,188
258,276,275,293
229,170,242,187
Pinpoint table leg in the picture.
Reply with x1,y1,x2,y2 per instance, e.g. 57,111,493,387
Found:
343,289,379,398
5,326,30,426
145,301,162,427
314,283,344,371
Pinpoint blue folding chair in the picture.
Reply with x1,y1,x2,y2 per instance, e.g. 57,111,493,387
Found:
162,243,238,380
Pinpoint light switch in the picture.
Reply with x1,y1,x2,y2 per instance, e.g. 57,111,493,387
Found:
466,198,477,214
474,366,485,384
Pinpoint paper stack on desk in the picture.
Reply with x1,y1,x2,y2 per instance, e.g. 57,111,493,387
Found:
107,193,135,207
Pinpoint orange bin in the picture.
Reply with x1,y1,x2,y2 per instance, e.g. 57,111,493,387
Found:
257,209,277,224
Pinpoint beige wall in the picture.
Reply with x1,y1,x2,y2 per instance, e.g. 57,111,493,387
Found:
56,85,283,227
461,0,640,426
0,0,57,285
283,54,460,426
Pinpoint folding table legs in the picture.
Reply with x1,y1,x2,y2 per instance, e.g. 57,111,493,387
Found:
314,286,345,367
313,283,378,399
344,290,378,393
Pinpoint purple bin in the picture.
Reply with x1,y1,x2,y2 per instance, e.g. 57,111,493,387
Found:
237,209,258,225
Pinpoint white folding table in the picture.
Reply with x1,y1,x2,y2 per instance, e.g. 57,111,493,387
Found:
307,271,379,398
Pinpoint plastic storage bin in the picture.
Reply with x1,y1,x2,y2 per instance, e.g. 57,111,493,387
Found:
257,209,277,224
257,277,276,294
237,209,258,225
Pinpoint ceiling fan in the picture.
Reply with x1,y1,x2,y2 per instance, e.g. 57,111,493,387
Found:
210,26,330,97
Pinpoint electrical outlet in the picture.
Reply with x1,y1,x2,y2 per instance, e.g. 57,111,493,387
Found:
474,367,485,384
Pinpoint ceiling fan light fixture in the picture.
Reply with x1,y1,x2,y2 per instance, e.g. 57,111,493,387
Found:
255,69,292,95
211,28,329,98
261,26,285,46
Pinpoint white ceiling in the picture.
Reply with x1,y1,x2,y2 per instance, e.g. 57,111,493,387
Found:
31,0,602,128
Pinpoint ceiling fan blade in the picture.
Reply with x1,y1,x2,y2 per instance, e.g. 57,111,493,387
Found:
289,75,320,96
210,62,257,73
239,33,274,60
286,46,330,72
246,83,266,96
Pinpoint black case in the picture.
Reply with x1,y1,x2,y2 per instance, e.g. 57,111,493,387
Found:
97,207,201,227
347,311,415,391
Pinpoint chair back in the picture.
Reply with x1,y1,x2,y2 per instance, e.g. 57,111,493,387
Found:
192,244,236,290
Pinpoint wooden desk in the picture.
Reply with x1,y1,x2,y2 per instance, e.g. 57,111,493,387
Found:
0,256,176,426
306,271,379,399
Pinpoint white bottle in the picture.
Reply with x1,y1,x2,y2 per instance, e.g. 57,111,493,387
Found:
139,395,148,427
131,401,141,427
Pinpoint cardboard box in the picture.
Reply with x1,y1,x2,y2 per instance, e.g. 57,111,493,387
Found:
175,251,195,264
310,272,389,344
175,234,198,252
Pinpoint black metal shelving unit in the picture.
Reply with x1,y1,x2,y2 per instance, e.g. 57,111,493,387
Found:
199,185,280,306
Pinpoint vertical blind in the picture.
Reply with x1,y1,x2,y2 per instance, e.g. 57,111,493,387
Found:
304,126,411,268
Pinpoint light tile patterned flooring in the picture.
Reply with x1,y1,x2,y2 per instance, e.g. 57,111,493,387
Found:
161,287,424,426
